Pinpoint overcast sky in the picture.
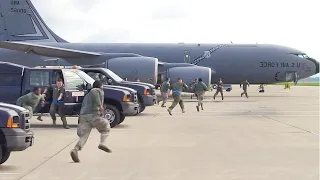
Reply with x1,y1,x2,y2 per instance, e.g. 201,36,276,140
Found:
33,0,319,63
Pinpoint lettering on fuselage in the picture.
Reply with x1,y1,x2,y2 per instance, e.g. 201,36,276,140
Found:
11,0,20,5
11,8,26,13
260,62,301,68
10,1,26,13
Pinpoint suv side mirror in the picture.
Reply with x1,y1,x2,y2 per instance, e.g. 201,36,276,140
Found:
107,79,113,85
86,83,92,89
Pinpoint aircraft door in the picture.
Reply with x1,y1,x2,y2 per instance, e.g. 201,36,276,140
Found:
293,72,298,85
184,50,190,63
285,71,299,84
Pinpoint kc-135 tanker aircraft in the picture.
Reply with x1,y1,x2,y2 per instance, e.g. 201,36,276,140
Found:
0,0,318,89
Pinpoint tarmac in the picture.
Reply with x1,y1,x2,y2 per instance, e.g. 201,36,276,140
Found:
0,85,319,180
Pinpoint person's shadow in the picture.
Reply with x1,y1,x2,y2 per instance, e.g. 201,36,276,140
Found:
30,124,78,129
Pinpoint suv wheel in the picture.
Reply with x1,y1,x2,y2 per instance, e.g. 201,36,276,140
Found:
135,96,145,115
103,104,120,128
119,114,125,124
0,145,11,165
139,105,146,113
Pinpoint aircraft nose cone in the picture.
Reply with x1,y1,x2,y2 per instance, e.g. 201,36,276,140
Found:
307,57,319,74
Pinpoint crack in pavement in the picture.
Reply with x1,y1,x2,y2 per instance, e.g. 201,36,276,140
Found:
17,138,79,180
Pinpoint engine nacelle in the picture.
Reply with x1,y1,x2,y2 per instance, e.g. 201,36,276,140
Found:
166,66,212,92
106,57,158,84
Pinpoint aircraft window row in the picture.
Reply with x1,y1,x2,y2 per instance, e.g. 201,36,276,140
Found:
63,71,85,89
295,53,309,59
30,71,50,86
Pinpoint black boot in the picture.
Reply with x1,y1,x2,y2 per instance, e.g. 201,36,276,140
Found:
70,149,80,163
61,117,70,129
98,145,112,153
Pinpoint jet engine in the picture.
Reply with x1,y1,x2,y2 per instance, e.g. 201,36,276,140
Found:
105,57,158,84
165,66,212,92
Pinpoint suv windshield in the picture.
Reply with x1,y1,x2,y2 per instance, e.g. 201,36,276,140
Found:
102,69,124,82
75,70,95,85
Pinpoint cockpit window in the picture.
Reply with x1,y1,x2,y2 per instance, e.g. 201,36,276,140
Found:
292,53,309,59
302,54,309,58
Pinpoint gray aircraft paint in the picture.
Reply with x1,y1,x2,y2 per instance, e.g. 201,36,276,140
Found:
0,0,318,85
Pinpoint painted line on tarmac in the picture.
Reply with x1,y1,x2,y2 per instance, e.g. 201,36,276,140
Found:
229,104,319,136
261,115,319,136
160,114,320,135
16,138,79,180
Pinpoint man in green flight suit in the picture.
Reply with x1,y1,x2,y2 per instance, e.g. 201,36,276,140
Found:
213,78,224,100
42,79,70,129
192,78,208,112
240,79,250,98
157,78,171,107
190,78,198,99
70,80,112,163
16,87,44,119
167,78,188,116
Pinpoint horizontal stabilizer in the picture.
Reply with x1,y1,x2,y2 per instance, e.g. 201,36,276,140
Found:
0,41,102,58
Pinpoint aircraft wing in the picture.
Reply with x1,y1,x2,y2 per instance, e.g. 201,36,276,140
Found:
0,41,102,58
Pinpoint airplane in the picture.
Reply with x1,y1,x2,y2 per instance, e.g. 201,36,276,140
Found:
0,0,318,91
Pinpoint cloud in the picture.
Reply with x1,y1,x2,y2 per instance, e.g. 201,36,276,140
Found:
82,28,132,43
151,0,191,20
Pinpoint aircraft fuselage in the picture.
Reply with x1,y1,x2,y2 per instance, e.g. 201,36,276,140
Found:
0,43,318,84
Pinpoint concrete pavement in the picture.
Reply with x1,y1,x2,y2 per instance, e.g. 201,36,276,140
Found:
0,85,319,180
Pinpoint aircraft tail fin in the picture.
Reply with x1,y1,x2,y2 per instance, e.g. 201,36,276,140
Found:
0,0,67,42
